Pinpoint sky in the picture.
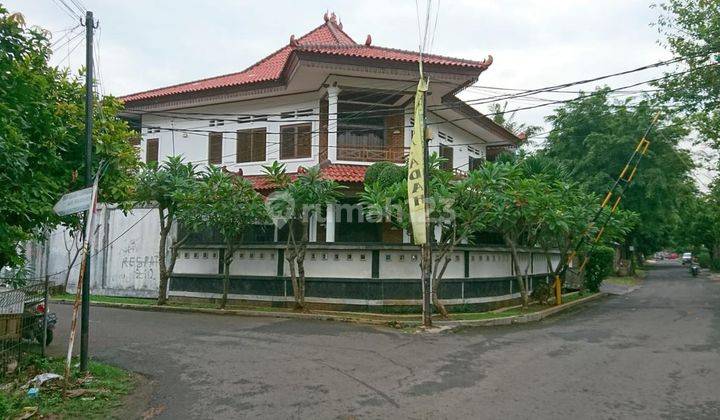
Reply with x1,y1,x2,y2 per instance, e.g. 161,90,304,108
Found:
7,0,717,187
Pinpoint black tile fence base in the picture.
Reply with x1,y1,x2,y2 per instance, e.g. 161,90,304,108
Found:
169,274,552,312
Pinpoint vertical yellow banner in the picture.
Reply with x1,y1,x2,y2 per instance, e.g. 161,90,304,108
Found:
408,77,429,245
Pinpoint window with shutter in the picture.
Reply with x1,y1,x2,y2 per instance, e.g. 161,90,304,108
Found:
280,124,312,159
146,138,159,163
236,128,267,163
208,132,223,164
469,156,484,171
439,144,453,171
252,129,267,162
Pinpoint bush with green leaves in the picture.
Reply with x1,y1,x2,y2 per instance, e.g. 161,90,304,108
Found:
697,251,711,269
364,161,405,189
584,245,615,292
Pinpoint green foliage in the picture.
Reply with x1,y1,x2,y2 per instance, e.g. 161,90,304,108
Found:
541,89,693,255
264,163,345,308
531,279,552,305
176,165,267,308
654,0,720,147
134,156,200,304
680,182,720,268
177,166,267,244
364,161,406,189
584,245,615,292
0,9,139,267
0,355,133,419
697,251,711,268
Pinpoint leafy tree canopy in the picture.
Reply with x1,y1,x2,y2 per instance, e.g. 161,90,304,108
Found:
0,8,139,267
541,88,695,255
654,0,720,147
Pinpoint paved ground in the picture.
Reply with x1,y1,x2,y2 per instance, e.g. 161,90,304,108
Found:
49,262,720,419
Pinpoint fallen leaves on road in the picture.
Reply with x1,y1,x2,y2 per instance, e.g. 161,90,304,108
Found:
142,404,167,419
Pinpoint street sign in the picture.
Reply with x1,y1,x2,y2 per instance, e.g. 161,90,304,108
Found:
53,187,93,216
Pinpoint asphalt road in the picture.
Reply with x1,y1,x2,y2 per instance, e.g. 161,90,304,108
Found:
49,262,720,419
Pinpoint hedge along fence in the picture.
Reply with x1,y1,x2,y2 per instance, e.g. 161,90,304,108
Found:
167,273,552,313
584,245,615,292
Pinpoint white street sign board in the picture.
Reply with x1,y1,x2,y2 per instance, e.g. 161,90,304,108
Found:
53,187,93,216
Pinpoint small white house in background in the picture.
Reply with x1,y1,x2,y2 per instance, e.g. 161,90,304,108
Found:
33,12,558,310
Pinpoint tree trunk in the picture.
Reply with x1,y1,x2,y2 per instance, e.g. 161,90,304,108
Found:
157,208,170,306
285,222,303,310
221,243,233,310
296,220,309,309
431,253,451,318
506,237,529,309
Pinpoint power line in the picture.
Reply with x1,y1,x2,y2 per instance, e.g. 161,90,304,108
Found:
50,0,82,21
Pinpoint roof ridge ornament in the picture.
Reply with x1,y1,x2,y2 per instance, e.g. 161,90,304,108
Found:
323,11,330,22
289,34,298,47
365,35,372,46
482,54,493,66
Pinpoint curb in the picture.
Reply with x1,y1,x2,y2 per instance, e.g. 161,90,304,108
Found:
52,292,606,329
436,292,607,328
50,299,401,326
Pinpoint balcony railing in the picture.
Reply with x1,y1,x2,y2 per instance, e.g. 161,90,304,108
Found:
336,145,405,163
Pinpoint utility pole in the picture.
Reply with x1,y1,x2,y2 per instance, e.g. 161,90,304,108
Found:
80,10,95,373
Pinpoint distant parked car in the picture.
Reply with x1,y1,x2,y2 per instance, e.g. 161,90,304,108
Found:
682,252,692,265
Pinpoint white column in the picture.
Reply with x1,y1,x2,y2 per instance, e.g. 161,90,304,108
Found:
326,203,336,243
309,212,318,242
434,225,442,242
327,86,340,162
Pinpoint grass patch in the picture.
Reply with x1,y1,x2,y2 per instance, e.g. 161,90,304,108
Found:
603,276,640,287
447,292,592,321
52,292,155,306
51,293,285,312
0,354,134,419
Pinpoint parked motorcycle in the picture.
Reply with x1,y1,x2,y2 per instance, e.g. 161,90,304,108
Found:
21,303,57,345
690,263,700,277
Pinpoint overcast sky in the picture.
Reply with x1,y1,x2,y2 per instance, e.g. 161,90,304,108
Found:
7,0,717,187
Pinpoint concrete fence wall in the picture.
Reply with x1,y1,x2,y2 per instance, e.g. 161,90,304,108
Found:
27,206,561,309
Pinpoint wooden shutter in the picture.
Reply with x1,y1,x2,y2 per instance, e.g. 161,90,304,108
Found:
296,124,312,158
252,128,267,162
469,156,484,171
439,144,453,171
146,138,159,163
236,130,251,163
208,132,223,164
280,126,295,159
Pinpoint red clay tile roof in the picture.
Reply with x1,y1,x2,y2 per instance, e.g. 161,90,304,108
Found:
120,13,491,104
241,164,367,191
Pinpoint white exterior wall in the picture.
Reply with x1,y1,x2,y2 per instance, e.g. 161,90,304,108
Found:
427,115,487,171
468,251,513,278
293,250,373,278
140,93,321,176
32,206,559,298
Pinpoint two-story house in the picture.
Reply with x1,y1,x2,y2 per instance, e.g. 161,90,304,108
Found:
38,13,557,309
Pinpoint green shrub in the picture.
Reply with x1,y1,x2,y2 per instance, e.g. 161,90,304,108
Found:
698,251,711,269
364,161,405,189
584,245,614,292
712,259,720,272
531,279,552,305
